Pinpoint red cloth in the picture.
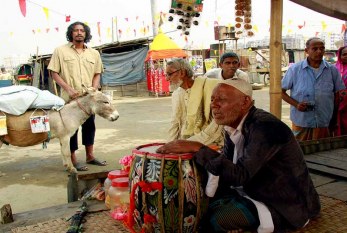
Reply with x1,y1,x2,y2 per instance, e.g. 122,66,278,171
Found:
126,181,163,233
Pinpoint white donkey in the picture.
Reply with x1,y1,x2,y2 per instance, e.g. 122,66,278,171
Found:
0,88,119,173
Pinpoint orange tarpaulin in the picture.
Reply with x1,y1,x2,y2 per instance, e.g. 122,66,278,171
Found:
146,49,187,61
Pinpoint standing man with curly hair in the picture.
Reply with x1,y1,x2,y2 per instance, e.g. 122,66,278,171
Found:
48,21,107,171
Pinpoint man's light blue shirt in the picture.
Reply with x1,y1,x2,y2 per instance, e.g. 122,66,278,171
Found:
282,59,345,128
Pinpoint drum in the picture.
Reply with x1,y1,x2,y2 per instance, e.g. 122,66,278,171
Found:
127,143,205,233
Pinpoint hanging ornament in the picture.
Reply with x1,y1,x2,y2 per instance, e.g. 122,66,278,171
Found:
234,0,254,38
167,0,204,35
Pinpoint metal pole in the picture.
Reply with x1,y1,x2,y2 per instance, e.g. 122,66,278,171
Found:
151,0,159,36
115,16,119,42
111,17,114,43
269,0,283,119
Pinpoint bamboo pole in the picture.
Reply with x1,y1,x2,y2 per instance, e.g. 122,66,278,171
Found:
269,0,283,119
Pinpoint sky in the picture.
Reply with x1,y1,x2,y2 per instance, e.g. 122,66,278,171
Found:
0,0,345,67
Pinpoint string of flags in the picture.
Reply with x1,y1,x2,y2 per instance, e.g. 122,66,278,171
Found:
18,0,71,22
14,0,347,44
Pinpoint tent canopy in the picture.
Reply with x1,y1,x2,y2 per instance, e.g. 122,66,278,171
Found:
145,32,187,61
290,0,347,20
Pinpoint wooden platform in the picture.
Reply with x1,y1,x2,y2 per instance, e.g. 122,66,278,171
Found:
299,136,347,180
305,149,347,179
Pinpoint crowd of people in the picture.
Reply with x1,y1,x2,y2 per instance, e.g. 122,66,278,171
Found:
46,21,346,233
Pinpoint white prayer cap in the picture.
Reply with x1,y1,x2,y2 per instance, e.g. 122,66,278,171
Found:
220,78,253,97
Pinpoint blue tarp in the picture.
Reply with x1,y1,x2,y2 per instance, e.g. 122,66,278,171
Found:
101,46,148,86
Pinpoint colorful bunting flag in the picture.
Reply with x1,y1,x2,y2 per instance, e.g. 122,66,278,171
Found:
107,27,111,38
18,0,26,17
321,21,327,31
97,22,101,38
341,24,346,34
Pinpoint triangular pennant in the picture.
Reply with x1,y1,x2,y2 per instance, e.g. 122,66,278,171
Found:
55,27,59,32
107,27,111,38
321,21,327,31
66,15,71,22
158,12,164,28
253,25,259,33
97,22,101,37
43,7,49,20
19,0,26,17
341,24,346,34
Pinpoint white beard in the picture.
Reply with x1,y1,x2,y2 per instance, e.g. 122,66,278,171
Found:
169,79,183,92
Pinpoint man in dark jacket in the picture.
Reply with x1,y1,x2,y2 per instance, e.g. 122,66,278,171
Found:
157,78,320,233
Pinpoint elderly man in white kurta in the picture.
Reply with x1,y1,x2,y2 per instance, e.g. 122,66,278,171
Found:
166,58,223,147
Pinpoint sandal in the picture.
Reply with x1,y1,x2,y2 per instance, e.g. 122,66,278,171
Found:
74,163,89,171
86,158,107,166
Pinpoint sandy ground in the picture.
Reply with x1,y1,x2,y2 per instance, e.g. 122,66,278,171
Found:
0,87,290,214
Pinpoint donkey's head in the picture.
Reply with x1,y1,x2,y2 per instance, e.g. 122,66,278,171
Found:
82,87,119,121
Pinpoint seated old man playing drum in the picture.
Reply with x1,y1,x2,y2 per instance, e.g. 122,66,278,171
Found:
157,78,321,233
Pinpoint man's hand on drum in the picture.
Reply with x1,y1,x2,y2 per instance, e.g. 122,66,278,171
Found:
156,140,203,154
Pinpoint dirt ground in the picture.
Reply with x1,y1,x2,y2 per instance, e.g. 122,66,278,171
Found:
0,95,173,214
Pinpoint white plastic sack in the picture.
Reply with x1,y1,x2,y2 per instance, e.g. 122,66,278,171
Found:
0,86,65,115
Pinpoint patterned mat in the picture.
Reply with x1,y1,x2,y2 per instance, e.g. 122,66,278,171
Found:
11,211,130,233
11,195,347,233
292,195,347,233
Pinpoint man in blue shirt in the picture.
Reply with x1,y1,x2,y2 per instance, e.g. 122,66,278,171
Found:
282,37,345,141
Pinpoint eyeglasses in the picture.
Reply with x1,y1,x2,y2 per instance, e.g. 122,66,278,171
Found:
166,69,180,77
